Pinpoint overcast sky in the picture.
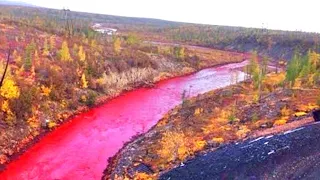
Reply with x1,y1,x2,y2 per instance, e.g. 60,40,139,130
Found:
16,0,320,33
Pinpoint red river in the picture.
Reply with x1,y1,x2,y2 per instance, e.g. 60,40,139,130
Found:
0,61,247,180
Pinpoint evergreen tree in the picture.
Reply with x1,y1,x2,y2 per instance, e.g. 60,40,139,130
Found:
247,51,259,77
247,51,265,100
126,33,139,45
24,43,35,71
286,53,302,88
309,50,319,73
49,35,56,51
174,46,185,60
299,56,311,80
73,43,79,54
262,56,269,76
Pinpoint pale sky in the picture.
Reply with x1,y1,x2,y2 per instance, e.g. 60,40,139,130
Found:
17,0,320,33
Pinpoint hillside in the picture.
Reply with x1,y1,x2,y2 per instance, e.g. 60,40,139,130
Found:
156,25,320,60
1,5,320,62
0,5,181,33
0,0,34,7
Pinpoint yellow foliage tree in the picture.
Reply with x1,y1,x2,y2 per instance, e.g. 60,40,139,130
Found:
12,50,22,66
59,41,72,61
178,47,185,59
81,73,88,88
174,46,185,60
49,35,56,51
90,40,97,49
0,76,19,123
0,78,20,99
73,43,79,54
1,100,12,114
113,37,121,54
1,100,15,122
34,50,40,67
309,51,319,70
43,38,50,56
78,45,86,62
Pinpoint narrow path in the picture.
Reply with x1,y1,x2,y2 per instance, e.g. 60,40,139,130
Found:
0,61,247,180
161,121,320,180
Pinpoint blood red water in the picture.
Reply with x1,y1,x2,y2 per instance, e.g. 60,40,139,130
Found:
0,61,247,180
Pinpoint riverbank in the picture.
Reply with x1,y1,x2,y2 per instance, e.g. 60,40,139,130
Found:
160,118,320,179
103,72,320,179
0,43,246,172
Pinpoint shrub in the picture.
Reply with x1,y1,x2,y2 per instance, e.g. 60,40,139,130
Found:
133,173,154,180
138,45,159,54
11,85,38,120
173,46,185,60
126,33,140,45
194,108,203,116
251,112,259,122
228,105,237,124
274,119,287,126
228,113,237,124
181,90,187,107
157,131,189,162
280,106,290,117
86,91,97,107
